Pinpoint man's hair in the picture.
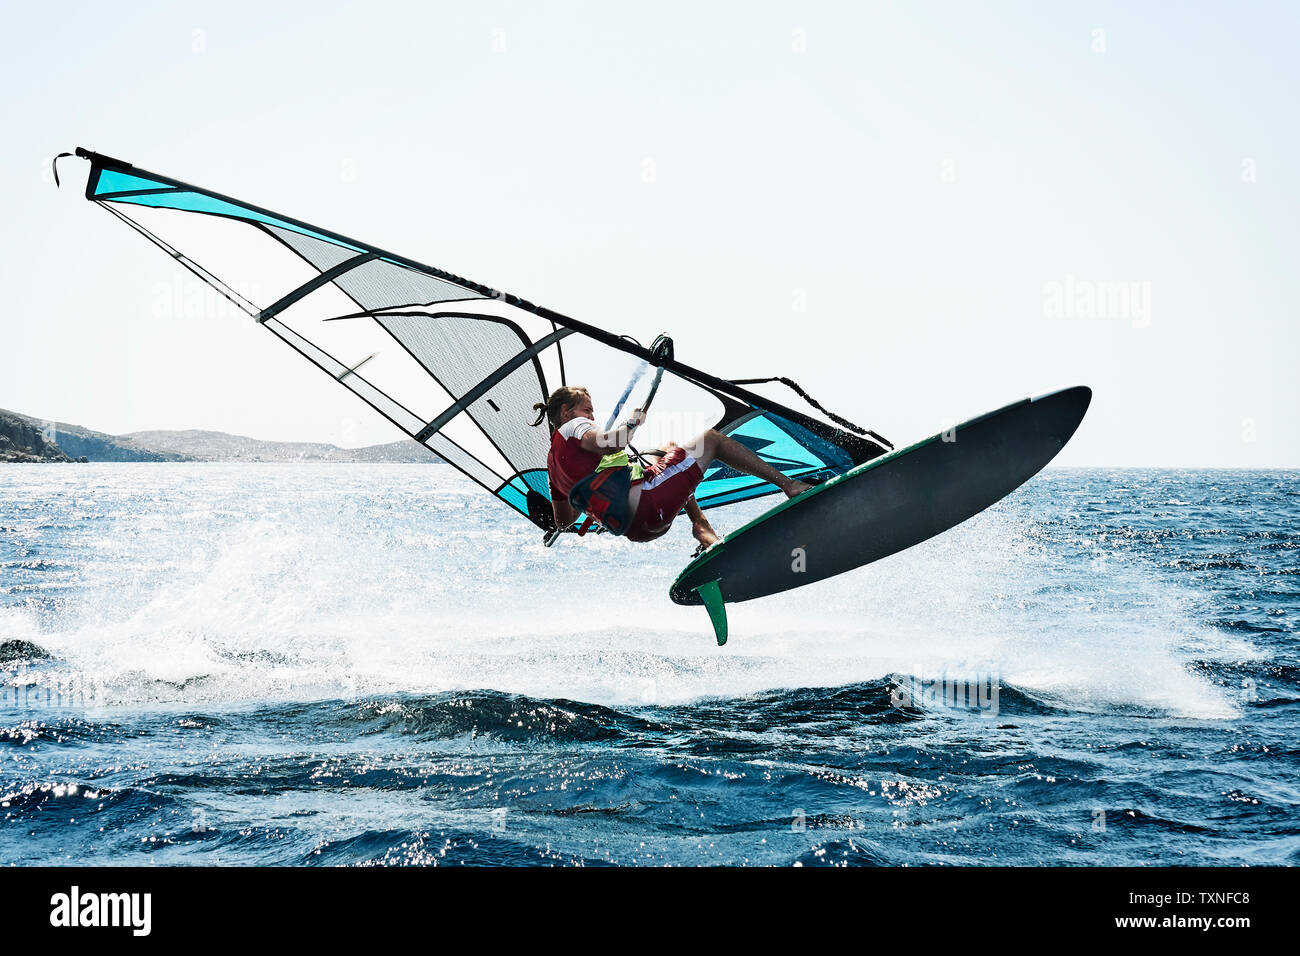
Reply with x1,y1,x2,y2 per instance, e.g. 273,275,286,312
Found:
531,386,590,432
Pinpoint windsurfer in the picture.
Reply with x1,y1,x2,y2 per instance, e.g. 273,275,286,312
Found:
531,386,812,546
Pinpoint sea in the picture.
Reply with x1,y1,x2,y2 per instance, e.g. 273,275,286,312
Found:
1,464,1296,866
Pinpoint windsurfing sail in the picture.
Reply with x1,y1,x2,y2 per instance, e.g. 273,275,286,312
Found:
55,148,892,532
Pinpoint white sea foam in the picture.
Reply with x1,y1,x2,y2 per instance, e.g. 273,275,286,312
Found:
1,463,1244,718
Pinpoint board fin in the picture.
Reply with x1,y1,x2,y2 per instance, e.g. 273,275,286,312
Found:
694,579,728,646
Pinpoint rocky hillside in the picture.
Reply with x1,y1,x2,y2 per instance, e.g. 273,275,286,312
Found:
124,430,442,463
0,411,82,462
0,408,190,462
1,408,444,464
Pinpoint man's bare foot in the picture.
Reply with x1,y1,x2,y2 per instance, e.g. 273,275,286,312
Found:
692,522,721,549
784,480,814,499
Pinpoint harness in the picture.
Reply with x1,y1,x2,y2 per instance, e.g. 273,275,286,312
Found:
567,465,634,536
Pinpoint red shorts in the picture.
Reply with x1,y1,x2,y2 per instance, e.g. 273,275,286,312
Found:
625,446,705,542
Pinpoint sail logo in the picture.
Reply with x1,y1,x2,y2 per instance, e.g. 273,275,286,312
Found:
49,886,151,936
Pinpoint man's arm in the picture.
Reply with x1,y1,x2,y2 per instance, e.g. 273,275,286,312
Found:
578,409,646,454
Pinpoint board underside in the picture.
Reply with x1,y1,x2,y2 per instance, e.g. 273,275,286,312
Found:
670,386,1092,624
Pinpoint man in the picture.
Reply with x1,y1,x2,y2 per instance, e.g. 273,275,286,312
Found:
531,386,811,547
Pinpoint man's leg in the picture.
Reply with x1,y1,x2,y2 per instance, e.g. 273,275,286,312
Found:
686,430,812,499
684,496,720,548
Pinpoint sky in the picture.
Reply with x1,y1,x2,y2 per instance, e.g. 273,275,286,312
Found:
4,0,1297,466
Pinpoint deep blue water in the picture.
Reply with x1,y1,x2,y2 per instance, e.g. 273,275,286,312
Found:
1,464,1296,865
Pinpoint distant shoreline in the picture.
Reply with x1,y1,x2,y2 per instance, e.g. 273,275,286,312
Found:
0,407,442,465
